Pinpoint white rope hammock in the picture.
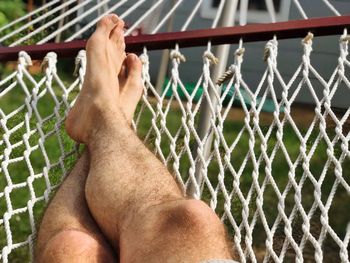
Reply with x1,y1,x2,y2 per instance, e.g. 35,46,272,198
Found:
0,0,349,262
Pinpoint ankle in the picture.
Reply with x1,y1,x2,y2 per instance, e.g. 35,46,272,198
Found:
87,110,129,145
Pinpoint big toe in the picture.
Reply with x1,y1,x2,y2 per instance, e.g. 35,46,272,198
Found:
96,14,120,35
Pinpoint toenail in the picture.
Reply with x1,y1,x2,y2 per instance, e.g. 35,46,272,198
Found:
111,15,119,24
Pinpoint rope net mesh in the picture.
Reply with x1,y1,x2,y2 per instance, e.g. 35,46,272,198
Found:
0,0,350,262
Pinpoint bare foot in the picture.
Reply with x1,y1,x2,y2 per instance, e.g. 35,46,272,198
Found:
66,14,127,143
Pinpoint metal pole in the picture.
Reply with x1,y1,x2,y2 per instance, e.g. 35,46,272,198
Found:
187,0,238,197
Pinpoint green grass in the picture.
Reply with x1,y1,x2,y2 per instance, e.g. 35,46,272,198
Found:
1,73,349,262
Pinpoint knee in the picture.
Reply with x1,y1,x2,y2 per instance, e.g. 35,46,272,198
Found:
159,199,226,238
37,230,114,263
123,200,234,260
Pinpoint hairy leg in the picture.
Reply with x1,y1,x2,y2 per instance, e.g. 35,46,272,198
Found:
36,15,143,263
35,151,116,262
66,14,235,263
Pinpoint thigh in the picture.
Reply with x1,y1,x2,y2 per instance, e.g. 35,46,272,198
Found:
38,230,117,263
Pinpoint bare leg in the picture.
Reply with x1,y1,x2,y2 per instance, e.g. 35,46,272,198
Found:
36,15,143,262
35,151,116,262
66,15,234,263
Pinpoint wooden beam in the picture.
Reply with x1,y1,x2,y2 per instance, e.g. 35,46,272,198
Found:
0,15,350,61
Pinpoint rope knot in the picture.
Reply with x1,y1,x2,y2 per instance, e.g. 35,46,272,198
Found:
302,33,313,63
234,47,245,57
18,51,32,67
264,39,278,62
203,50,219,64
41,52,58,72
339,32,349,62
340,35,350,43
170,50,186,63
139,53,149,65
302,32,314,44
216,65,235,85
74,50,87,76
234,47,245,67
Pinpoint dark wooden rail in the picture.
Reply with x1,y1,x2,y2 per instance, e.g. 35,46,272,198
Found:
0,15,349,61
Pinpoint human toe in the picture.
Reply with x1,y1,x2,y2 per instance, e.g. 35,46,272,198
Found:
96,14,120,35
125,54,142,78
119,61,127,88
110,23,126,50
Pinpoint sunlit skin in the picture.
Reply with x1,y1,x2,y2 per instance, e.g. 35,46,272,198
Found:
36,14,235,263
